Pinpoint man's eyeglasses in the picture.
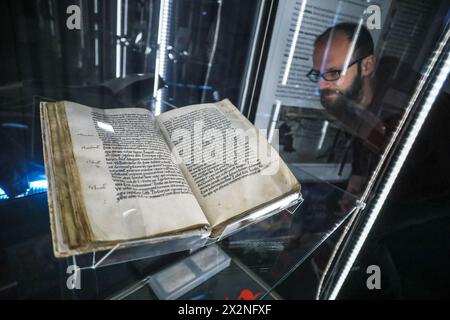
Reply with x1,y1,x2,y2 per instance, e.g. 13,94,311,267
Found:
306,56,368,83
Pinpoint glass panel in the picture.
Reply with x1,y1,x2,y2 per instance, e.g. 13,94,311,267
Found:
59,168,358,300
251,0,450,298
254,0,450,206
219,168,359,299
0,0,261,201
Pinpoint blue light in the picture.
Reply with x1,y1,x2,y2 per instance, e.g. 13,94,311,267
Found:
0,188,7,200
0,179,48,201
29,180,48,190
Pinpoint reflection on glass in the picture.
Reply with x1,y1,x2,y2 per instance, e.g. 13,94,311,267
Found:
257,0,450,205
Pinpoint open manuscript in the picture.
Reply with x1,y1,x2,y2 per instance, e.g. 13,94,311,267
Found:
40,99,301,257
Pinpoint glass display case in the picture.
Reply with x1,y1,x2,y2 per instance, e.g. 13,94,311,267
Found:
1,0,449,300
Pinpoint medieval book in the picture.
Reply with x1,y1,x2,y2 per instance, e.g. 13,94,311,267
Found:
40,99,301,257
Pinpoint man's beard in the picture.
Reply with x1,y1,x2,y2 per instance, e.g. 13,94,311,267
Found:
319,68,363,111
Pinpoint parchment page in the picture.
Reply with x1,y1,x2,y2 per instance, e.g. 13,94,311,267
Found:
63,101,209,242
157,99,300,229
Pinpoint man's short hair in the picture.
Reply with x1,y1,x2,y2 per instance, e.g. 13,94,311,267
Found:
314,22,374,58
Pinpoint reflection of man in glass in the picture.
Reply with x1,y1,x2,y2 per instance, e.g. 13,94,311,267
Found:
309,24,376,121
308,23,406,205
276,20,450,299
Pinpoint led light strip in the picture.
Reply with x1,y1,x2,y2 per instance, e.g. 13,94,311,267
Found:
116,0,122,78
154,0,171,115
